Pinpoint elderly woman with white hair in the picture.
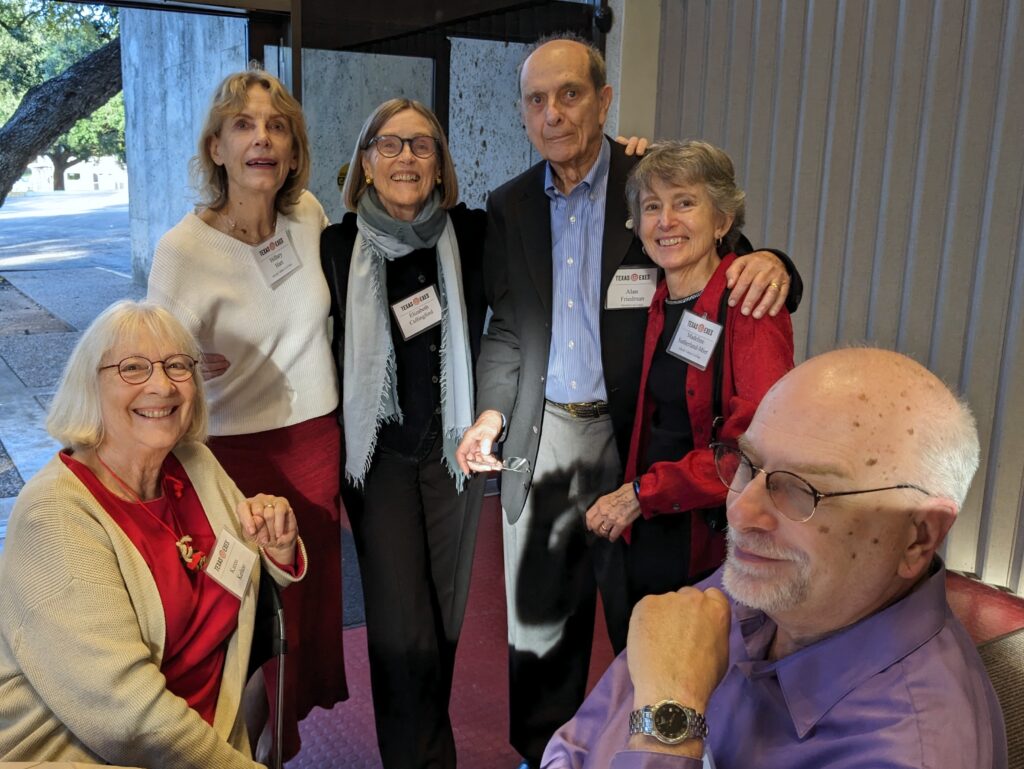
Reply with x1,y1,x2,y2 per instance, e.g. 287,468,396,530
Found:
0,300,304,768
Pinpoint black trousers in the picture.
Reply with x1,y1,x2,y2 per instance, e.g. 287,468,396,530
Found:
343,433,486,769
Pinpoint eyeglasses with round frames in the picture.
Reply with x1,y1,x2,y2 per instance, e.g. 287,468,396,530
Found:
711,442,933,523
98,354,198,385
367,134,438,159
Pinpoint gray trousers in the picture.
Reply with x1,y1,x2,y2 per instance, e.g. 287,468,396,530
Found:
502,402,630,763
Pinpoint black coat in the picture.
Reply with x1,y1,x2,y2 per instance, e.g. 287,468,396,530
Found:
475,138,802,523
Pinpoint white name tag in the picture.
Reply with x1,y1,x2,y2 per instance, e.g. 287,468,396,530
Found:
391,284,442,340
253,229,302,290
667,310,724,371
205,527,258,600
606,266,658,309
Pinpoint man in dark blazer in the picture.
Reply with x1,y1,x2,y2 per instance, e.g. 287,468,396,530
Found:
456,37,799,769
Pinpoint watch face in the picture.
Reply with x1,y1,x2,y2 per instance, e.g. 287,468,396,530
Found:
654,702,688,738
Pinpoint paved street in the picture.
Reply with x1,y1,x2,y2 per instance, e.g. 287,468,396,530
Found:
0,190,143,542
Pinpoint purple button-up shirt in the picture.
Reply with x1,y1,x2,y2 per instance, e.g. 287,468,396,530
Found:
542,561,1007,769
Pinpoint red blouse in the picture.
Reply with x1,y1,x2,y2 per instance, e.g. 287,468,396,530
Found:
625,253,795,577
61,451,239,724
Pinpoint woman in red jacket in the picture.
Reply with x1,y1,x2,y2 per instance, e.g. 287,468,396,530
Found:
585,140,794,613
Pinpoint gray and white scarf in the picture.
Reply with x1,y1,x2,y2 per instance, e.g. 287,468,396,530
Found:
343,188,474,490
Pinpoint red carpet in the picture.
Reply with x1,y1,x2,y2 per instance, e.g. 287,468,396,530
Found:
285,495,615,768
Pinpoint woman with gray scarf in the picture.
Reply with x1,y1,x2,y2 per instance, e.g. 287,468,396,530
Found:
320,99,488,769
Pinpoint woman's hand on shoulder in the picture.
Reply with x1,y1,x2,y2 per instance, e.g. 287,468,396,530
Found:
200,352,230,380
615,135,651,156
237,494,297,565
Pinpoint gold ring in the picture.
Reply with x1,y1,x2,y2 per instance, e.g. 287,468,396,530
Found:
769,281,781,290
263,503,274,509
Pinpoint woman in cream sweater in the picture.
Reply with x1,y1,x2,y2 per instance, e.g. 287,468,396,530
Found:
0,301,304,768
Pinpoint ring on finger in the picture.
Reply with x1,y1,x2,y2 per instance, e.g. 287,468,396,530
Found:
263,503,275,509
769,281,781,290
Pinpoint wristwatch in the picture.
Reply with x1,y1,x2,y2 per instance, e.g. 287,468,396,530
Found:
629,700,708,744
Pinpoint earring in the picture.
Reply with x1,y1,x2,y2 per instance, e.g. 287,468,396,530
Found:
365,174,373,186
641,244,648,255
715,236,723,247
435,175,442,186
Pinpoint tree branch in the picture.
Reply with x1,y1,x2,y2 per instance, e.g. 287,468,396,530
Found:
0,35,121,206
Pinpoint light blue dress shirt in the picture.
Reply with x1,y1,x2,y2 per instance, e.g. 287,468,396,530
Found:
544,139,611,404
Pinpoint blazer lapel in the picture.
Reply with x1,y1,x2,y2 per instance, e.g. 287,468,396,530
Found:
601,138,641,296
517,164,554,316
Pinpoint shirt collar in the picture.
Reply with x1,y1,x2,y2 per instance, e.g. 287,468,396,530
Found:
544,136,611,200
730,560,950,738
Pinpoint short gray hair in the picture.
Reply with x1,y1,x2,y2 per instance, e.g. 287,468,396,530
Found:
914,395,980,508
47,301,208,449
625,140,746,251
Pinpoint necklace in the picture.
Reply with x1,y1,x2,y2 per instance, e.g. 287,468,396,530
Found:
666,289,704,305
95,451,207,572
215,207,277,246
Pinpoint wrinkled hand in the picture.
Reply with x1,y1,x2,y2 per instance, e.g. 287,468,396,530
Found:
585,482,642,542
199,352,231,380
237,494,297,565
455,410,504,474
725,250,789,318
628,587,731,712
615,135,650,156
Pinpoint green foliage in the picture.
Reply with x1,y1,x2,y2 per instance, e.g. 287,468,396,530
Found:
52,91,125,165
0,1,121,168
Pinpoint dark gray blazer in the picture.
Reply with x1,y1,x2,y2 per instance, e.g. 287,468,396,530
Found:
476,138,654,523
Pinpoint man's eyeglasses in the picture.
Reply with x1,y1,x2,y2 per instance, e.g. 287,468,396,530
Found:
501,456,530,473
711,443,932,523
367,134,438,159
99,354,198,385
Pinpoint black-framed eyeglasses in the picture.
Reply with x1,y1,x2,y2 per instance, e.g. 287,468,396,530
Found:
98,354,198,385
711,443,933,523
367,134,438,159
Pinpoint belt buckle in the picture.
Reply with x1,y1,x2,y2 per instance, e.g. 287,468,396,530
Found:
570,401,602,418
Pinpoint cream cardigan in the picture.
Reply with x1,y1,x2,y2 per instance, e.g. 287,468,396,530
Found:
0,442,301,767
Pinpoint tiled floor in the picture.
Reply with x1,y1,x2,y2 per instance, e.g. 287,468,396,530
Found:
285,494,615,769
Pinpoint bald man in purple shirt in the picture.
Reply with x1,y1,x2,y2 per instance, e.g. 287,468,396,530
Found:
542,348,1007,769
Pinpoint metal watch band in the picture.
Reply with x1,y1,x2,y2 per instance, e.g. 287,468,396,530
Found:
629,701,709,744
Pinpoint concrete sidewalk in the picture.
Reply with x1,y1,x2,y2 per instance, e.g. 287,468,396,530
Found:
0,191,141,543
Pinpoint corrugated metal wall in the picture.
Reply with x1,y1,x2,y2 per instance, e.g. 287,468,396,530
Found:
654,0,1024,591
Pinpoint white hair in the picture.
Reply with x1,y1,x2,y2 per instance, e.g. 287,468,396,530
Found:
914,395,980,507
46,300,208,449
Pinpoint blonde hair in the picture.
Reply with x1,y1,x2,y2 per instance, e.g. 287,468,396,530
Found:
342,98,459,212
47,301,208,449
192,66,310,215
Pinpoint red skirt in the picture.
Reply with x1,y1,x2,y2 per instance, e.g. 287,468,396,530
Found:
208,413,348,759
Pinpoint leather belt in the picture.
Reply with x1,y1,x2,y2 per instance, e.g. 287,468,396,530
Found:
545,399,610,419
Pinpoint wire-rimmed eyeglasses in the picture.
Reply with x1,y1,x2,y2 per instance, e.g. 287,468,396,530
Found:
98,354,198,385
500,456,531,473
367,134,438,159
711,442,933,523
